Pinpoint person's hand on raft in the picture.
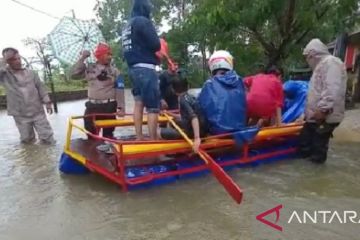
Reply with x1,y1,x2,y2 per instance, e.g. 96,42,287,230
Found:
116,108,125,117
295,114,305,123
193,137,201,154
314,109,328,124
160,99,168,110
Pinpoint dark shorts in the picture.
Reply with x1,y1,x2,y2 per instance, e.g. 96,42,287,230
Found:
160,118,189,140
128,67,160,113
160,119,208,140
160,127,183,140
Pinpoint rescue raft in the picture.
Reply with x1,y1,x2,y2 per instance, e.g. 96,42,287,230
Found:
59,114,302,191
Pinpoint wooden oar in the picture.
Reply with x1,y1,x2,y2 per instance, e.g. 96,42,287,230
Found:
163,112,243,204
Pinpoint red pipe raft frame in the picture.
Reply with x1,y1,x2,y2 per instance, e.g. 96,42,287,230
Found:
62,113,303,192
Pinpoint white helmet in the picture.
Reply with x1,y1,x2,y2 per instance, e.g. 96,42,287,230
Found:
208,50,234,73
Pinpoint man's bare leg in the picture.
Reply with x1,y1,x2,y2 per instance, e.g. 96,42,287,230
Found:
147,113,158,140
134,101,144,140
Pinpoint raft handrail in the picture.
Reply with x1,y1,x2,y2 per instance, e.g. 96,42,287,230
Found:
66,114,178,143
65,113,303,151
63,113,301,192
71,112,302,137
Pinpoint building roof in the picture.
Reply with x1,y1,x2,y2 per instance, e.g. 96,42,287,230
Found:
347,30,360,44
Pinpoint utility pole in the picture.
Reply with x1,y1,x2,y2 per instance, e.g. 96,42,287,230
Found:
71,9,76,18
46,59,58,113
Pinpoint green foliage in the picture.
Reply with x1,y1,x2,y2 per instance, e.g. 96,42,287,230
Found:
186,0,358,68
45,79,87,92
0,79,87,96
95,0,358,84
95,0,172,41
23,37,55,81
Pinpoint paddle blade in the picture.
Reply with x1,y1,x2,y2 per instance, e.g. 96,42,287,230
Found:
163,112,243,204
200,150,243,204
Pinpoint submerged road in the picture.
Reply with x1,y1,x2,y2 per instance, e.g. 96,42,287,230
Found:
0,91,359,240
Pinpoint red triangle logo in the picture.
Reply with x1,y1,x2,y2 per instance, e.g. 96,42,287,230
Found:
256,204,283,231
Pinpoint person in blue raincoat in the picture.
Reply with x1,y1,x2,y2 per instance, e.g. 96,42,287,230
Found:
282,80,309,123
198,50,247,134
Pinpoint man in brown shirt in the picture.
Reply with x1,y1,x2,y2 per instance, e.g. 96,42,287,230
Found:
0,48,55,144
71,43,125,139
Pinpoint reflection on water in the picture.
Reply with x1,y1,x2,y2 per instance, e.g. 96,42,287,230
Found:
0,90,359,240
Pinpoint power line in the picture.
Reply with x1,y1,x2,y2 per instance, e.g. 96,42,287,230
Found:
8,0,61,20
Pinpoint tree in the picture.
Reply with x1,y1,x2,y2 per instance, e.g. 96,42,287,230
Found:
95,0,358,85
187,0,358,68
94,0,197,82
23,37,59,112
94,0,172,41
23,37,54,81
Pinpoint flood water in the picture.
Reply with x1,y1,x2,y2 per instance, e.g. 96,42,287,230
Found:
0,91,359,240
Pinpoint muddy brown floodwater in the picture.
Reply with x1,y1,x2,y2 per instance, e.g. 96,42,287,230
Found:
0,91,359,240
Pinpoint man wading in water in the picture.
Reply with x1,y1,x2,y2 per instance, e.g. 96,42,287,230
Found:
298,39,347,164
0,48,55,145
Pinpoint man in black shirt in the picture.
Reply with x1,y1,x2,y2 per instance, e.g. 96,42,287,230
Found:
159,75,208,153
159,67,188,111
159,69,179,110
